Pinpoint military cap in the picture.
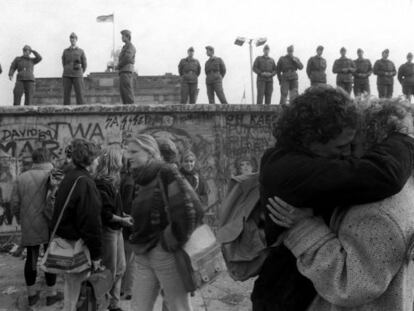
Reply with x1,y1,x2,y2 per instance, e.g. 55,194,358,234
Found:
121,29,131,36
357,48,363,53
383,49,389,54
340,47,346,52
69,32,77,39
23,45,32,51
205,45,214,52
316,45,324,51
263,44,270,51
408,52,413,58
287,45,294,51
188,46,194,52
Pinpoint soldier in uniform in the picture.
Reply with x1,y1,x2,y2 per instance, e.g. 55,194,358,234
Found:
178,47,201,104
373,49,396,99
8,45,42,106
332,47,355,94
276,45,303,106
398,52,414,101
62,32,87,105
353,48,372,97
306,45,327,86
253,44,277,105
205,46,227,104
117,29,136,105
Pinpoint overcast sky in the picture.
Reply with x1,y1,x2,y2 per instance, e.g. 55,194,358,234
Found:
1,0,413,105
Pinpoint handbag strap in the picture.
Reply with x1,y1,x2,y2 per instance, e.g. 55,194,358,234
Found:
49,176,83,242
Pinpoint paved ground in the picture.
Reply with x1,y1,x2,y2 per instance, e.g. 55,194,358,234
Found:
0,253,254,311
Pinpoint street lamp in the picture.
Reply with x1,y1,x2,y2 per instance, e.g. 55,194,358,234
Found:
234,37,267,105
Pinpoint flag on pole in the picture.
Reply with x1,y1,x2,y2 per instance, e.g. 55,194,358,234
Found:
96,14,114,23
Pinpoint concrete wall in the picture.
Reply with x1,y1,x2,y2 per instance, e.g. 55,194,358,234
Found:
0,104,279,233
32,72,181,105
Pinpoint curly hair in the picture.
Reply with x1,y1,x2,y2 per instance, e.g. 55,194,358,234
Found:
273,85,358,149
71,139,101,168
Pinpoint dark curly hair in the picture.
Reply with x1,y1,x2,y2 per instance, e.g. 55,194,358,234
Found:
71,139,101,168
273,85,358,149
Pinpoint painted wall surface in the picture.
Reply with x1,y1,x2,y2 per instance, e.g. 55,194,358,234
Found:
0,104,278,233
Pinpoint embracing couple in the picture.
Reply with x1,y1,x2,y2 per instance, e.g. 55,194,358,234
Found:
252,85,414,311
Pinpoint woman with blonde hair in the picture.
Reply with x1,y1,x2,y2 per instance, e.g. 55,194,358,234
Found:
123,134,204,311
95,147,134,311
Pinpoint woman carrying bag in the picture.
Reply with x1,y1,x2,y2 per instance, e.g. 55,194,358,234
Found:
123,134,204,311
49,139,103,311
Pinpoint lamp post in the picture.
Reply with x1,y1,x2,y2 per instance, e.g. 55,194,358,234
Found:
235,37,267,105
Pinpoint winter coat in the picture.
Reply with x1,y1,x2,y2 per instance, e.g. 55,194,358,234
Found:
332,57,356,83
306,55,327,83
373,59,396,85
178,57,201,83
276,55,304,81
118,42,136,73
398,62,414,86
95,177,124,230
353,58,372,83
179,167,209,207
52,167,102,260
253,56,277,82
11,162,53,246
205,56,226,84
62,46,87,77
285,178,414,311
8,51,42,81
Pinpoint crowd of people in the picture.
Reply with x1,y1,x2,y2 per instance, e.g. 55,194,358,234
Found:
8,82,414,311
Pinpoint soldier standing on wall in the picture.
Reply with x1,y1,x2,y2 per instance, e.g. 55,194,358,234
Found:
117,29,136,105
353,48,372,97
205,46,228,104
373,49,396,99
306,45,327,87
62,32,87,105
178,47,201,104
332,47,355,94
276,45,303,106
398,52,414,102
253,44,277,105
8,45,42,106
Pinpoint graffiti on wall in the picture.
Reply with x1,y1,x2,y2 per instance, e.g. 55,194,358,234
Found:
0,110,276,233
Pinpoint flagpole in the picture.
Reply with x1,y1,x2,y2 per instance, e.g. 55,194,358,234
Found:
112,12,115,66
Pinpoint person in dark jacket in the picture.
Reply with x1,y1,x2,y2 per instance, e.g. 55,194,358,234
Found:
353,48,372,96
8,45,42,106
123,134,204,311
251,86,414,311
52,139,103,311
117,29,136,105
205,46,228,104
332,47,355,94
398,52,414,101
276,45,303,106
253,44,277,105
373,49,396,98
178,47,201,104
306,45,327,86
180,150,209,208
62,32,87,105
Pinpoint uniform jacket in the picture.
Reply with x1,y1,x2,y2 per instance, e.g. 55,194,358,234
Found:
353,58,372,83
118,42,136,73
205,56,226,84
9,51,42,81
332,57,356,83
306,56,327,83
62,46,87,77
285,178,414,311
253,55,277,81
398,62,414,86
178,57,201,83
373,59,396,85
276,55,303,81
52,167,102,260
11,162,53,246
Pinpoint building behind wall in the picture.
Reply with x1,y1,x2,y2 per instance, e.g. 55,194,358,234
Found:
32,72,181,105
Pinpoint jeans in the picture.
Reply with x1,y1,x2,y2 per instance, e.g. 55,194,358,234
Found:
257,80,273,105
63,270,89,311
13,81,35,106
121,240,136,296
102,227,126,308
119,72,135,104
131,243,192,311
206,82,227,104
63,77,85,105
180,82,198,104
25,244,56,287
279,79,298,105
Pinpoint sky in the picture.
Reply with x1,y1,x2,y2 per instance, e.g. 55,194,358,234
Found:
1,0,414,105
